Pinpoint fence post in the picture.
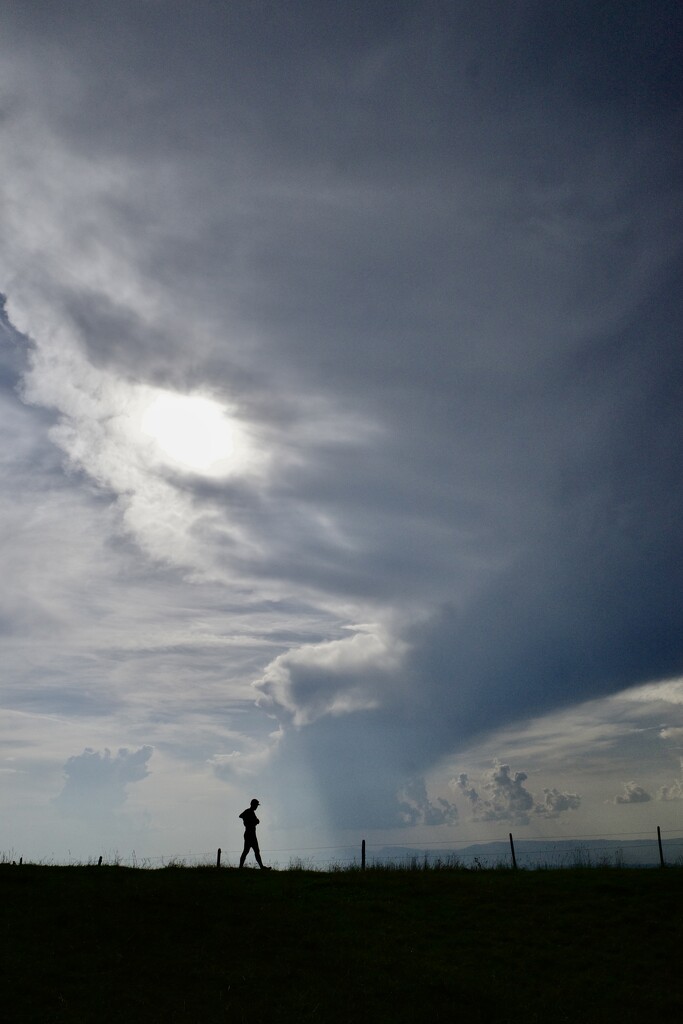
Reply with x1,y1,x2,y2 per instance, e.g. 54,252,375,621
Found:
98,855,103,867
657,826,665,868
216,847,222,869
361,839,366,871
509,832,518,870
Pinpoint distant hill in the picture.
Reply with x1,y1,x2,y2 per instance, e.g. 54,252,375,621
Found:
367,836,675,869
293,834,680,870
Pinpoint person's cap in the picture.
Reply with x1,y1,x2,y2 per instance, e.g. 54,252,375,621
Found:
251,798,260,806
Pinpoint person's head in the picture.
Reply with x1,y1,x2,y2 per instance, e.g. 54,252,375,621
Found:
250,798,260,808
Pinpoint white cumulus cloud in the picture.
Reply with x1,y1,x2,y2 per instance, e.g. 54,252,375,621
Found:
614,781,652,804
397,776,458,826
255,625,404,726
54,745,153,818
452,762,581,825
657,759,683,801
535,787,581,818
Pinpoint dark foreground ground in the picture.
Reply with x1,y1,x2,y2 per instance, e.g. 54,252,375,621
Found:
2,863,681,1023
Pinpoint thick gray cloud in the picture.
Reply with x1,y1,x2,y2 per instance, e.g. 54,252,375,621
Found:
2,2,682,838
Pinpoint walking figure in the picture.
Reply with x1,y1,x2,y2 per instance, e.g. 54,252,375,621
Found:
239,798,271,869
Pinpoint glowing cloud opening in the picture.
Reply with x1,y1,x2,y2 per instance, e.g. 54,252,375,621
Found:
137,390,252,477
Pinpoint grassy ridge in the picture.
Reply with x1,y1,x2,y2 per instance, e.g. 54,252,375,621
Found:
2,864,682,1023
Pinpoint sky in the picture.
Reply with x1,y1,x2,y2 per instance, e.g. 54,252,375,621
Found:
1,0,683,867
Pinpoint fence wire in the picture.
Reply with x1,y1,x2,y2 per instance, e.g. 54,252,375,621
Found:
8,826,681,869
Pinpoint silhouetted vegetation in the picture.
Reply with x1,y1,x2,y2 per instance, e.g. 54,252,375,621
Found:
2,862,682,1022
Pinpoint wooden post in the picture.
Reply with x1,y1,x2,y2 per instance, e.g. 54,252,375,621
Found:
216,847,222,869
657,826,665,868
509,832,517,870
98,855,103,867
361,839,366,871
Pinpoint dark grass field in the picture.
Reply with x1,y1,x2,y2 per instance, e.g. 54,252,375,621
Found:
2,863,682,1023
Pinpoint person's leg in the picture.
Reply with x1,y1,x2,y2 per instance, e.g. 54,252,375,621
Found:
239,836,251,868
252,836,264,868
252,838,271,869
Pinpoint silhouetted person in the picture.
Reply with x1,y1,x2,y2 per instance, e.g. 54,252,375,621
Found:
239,798,271,869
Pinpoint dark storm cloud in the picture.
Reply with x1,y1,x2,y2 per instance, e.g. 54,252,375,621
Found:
258,270,683,825
7,1,681,392
2,2,683,830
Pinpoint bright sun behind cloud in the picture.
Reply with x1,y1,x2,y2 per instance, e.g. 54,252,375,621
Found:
137,390,251,476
